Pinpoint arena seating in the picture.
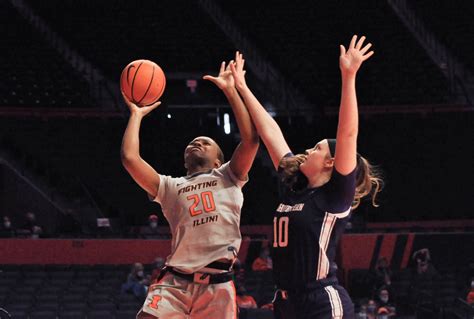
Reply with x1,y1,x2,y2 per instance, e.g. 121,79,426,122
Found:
0,0,96,108
222,0,451,107
25,0,238,78
0,264,275,319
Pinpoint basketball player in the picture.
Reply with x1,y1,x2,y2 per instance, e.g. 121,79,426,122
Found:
230,36,382,318
121,54,259,318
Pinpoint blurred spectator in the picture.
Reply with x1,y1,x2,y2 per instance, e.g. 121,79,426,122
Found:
467,277,474,305
409,248,439,315
150,257,165,281
375,287,396,317
121,262,149,299
233,258,246,288
0,216,15,238
356,304,368,319
20,211,43,238
366,299,377,319
252,246,273,272
373,257,392,290
140,214,161,239
236,286,257,309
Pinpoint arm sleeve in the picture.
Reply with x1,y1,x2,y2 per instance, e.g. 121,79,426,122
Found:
152,174,173,205
320,167,356,214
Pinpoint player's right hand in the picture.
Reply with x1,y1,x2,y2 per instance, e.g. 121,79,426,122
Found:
121,91,161,117
230,51,247,91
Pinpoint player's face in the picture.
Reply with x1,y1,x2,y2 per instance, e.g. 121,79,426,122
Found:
184,136,221,167
300,139,333,178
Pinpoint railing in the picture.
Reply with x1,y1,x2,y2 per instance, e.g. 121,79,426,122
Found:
198,0,312,114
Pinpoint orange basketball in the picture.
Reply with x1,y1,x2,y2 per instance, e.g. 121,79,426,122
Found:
120,59,166,106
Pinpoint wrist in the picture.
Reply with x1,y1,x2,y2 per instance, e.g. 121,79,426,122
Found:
223,87,238,97
129,112,144,120
341,72,357,82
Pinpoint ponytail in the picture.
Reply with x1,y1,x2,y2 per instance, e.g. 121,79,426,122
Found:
353,155,383,209
278,154,308,192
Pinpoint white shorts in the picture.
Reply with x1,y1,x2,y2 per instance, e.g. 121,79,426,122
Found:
136,272,238,319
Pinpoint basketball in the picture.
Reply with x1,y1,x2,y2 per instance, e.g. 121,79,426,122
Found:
120,59,166,106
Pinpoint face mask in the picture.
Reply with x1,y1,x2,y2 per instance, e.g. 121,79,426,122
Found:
380,296,389,303
471,281,474,289
4,222,11,228
367,305,376,312
150,222,158,228
137,270,144,278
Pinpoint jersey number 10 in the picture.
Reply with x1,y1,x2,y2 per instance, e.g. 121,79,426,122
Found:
273,216,289,248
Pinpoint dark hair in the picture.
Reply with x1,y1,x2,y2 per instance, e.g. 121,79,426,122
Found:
215,143,225,165
279,153,383,209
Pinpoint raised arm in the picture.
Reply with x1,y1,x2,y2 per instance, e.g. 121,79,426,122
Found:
230,52,291,170
203,53,259,181
335,35,374,175
120,94,162,198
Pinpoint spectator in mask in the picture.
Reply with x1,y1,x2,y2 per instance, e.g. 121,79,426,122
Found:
366,299,377,319
375,287,396,317
0,216,15,238
121,262,150,299
140,214,162,239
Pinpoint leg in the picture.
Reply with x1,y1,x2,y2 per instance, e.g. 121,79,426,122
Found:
191,281,238,319
137,273,191,319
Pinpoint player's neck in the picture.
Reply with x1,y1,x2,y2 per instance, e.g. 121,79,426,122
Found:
307,170,331,188
186,163,216,176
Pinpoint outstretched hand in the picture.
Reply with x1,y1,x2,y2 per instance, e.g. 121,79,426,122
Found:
229,51,247,91
121,92,161,117
339,35,374,77
203,59,236,92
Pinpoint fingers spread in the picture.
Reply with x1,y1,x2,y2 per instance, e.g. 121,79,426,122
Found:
219,61,226,74
362,51,375,60
356,35,366,49
360,43,372,54
349,35,357,49
339,45,346,56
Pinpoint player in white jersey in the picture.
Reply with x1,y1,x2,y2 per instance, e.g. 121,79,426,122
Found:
121,53,258,319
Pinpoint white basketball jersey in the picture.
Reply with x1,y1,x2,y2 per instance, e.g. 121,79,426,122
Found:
153,162,247,273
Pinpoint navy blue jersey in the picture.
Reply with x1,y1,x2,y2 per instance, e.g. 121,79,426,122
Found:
272,155,356,290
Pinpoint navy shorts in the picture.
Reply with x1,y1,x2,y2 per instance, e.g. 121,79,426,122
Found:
273,284,354,319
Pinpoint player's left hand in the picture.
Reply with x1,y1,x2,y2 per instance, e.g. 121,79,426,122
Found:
203,60,235,92
339,35,374,77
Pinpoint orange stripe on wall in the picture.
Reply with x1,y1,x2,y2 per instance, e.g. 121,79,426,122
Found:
379,234,397,265
401,233,415,268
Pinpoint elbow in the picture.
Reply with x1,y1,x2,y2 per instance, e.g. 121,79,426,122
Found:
120,150,139,166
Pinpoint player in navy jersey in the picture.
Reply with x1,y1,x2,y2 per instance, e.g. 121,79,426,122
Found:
231,35,382,318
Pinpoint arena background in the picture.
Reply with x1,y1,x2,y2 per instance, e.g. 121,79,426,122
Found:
0,0,473,318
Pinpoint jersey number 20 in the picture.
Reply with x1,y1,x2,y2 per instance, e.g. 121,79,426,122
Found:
273,216,289,248
187,191,216,216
